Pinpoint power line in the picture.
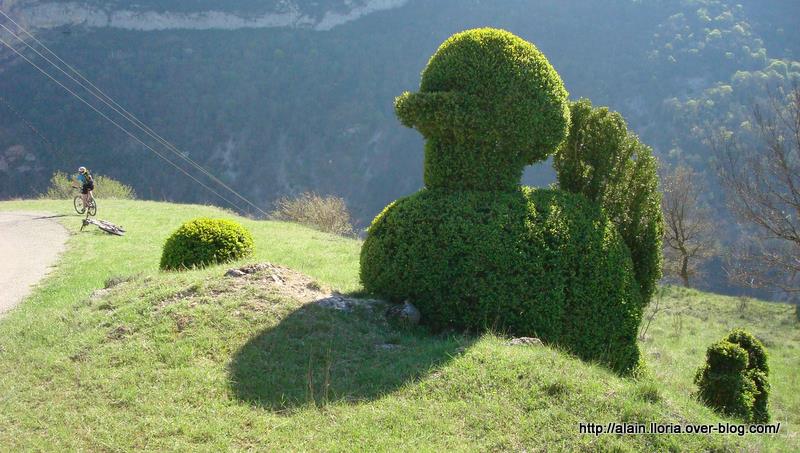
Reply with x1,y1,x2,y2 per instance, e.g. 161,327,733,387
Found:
0,10,268,216
0,13,265,216
0,95,59,153
0,14,267,216
0,35,250,214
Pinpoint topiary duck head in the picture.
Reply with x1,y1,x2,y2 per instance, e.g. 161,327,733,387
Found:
395,28,571,191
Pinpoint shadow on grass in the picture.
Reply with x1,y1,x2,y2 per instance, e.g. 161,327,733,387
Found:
228,299,470,411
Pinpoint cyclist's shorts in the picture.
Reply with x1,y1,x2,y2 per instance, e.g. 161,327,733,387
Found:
81,182,94,194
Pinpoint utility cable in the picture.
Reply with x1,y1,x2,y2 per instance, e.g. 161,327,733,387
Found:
0,94,60,153
0,10,267,216
0,35,250,214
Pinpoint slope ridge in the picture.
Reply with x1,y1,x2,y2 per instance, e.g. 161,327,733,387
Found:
8,0,409,31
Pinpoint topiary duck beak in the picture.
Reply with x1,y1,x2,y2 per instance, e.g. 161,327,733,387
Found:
394,91,484,139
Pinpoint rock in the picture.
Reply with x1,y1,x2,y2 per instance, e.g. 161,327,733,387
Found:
386,300,421,326
317,295,357,311
89,288,110,302
241,263,271,274
107,325,132,340
376,343,402,351
508,337,543,346
317,295,343,309
225,268,246,278
226,263,274,277
306,281,322,291
317,295,383,312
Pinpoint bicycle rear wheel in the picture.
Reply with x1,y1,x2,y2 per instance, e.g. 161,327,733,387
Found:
87,199,97,217
98,224,123,236
73,196,85,214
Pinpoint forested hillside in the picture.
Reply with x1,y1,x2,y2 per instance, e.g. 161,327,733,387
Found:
1,0,798,295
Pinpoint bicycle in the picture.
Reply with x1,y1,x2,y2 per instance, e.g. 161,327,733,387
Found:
73,186,97,217
81,217,125,236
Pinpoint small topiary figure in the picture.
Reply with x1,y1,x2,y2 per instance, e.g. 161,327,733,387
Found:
694,329,770,423
161,217,254,270
361,28,651,373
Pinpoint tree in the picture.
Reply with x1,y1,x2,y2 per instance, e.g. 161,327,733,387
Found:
714,85,800,297
660,164,717,287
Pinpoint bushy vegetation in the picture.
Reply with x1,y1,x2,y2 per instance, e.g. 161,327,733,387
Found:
160,217,254,270
270,192,355,236
362,28,649,373
361,187,642,372
695,329,770,423
395,28,569,191
554,99,663,305
39,171,136,200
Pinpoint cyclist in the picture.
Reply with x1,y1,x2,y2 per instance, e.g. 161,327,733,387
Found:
76,166,95,210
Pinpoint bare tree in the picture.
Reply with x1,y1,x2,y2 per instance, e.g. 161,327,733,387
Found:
714,84,800,296
661,164,718,286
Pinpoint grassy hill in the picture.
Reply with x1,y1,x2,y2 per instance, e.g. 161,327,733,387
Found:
0,199,797,451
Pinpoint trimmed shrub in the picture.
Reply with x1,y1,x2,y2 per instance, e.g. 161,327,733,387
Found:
40,170,136,199
362,28,656,374
160,218,254,270
361,187,643,373
695,340,756,420
725,329,769,374
554,99,663,306
725,329,770,422
271,192,355,236
694,329,770,422
395,28,570,191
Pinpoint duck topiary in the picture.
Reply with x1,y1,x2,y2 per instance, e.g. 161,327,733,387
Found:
361,28,657,373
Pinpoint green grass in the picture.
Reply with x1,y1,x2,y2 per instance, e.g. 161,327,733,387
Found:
0,199,797,451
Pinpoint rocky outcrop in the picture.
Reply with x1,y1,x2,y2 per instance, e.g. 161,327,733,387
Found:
9,0,408,31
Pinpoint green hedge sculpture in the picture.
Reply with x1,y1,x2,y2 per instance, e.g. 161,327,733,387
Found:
554,99,663,305
395,27,570,191
361,28,657,373
161,217,254,270
695,329,770,423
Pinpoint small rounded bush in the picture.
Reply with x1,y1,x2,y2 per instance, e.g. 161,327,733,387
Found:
160,218,254,270
694,329,770,423
395,28,570,191
361,187,643,373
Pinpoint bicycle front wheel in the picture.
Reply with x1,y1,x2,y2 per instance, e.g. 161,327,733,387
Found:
73,196,85,214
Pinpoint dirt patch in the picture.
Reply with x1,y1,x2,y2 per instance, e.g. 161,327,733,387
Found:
224,263,387,314
224,262,335,303
172,313,193,332
148,263,387,323
107,325,133,340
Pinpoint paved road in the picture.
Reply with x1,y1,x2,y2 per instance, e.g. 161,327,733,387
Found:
0,212,68,316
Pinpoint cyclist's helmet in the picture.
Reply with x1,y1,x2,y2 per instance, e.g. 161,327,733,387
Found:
78,166,87,174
